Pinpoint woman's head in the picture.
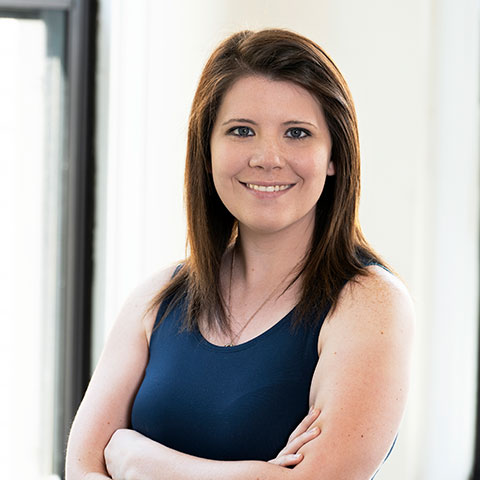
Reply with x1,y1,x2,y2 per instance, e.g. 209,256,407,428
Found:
149,28,384,334
186,28,363,269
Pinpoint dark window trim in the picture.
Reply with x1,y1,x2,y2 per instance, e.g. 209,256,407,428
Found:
57,0,97,477
0,1,96,478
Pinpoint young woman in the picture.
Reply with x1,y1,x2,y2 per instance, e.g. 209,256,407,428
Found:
66,28,414,480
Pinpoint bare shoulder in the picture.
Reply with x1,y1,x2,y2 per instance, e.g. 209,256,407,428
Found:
342,265,413,313
118,263,179,342
323,265,415,344
121,263,179,312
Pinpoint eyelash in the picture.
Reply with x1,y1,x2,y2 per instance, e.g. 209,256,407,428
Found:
227,126,311,140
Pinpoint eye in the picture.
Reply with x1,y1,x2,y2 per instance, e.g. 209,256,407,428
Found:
228,126,255,137
285,128,310,140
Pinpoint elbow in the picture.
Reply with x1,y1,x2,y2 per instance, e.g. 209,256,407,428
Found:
65,446,109,480
291,456,383,480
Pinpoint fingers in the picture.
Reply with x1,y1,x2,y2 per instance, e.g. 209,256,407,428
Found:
277,425,320,457
287,407,320,443
268,453,304,467
268,408,321,468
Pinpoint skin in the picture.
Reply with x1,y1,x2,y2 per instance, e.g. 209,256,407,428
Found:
65,75,415,480
210,75,335,239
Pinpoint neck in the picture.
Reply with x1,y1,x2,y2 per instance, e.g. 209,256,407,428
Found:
234,220,313,288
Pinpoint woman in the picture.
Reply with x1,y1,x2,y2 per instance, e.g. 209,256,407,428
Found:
66,28,414,480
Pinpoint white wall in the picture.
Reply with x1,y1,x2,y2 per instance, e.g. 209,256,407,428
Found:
94,1,479,478
420,0,479,477
93,0,228,360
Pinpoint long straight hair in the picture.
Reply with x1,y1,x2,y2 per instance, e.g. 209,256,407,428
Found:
147,28,389,335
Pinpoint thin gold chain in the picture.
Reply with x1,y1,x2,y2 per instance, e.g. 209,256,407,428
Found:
224,246,301,347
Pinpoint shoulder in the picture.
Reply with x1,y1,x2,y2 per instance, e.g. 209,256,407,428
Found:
320,265,415,352
123,263,179,309
118,263,180,343
336,264,413,325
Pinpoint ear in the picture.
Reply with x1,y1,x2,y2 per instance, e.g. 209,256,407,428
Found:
327,160,335,176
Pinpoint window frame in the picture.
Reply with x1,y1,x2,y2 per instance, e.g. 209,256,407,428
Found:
0,0,96,478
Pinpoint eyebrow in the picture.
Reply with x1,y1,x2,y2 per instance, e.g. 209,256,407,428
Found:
221,118,258,126
221,118,317,128
284,120,317,128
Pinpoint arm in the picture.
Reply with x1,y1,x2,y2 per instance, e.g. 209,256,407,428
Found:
104,410,322,479
65,265,177,480
104,266,413,480
106,432,295,480
293,265,415,479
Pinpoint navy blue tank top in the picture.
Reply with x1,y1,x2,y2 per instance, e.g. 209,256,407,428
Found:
131,296,329,461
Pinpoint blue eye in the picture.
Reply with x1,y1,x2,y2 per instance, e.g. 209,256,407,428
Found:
286,128,310,139
229,126,254,137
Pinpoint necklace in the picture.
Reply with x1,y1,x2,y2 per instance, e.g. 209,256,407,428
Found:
224,246,301,347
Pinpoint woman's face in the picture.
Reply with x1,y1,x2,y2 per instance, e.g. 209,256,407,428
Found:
210,75,334,237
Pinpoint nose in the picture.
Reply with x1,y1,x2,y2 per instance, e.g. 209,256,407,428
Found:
248,138,285,170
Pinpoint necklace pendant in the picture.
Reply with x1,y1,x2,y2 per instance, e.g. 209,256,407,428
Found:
224,342,234,347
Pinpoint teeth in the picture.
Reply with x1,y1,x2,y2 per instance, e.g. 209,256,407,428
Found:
246,183,291,192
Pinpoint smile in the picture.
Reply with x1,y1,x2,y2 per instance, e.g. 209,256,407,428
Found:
244,183,293,192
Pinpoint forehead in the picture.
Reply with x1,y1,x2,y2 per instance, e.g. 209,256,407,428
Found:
216,75,324,122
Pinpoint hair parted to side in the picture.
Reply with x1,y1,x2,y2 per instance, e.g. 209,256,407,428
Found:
147,28,389,335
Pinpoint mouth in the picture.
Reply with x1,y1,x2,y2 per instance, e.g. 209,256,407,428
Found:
242,182,295,193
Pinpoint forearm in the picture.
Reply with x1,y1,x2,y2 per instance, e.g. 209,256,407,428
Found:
65,443,111,480
66,467,111,480
65,449,112,480
131,441,294,480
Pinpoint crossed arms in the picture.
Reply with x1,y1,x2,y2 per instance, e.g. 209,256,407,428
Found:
66,264,414,480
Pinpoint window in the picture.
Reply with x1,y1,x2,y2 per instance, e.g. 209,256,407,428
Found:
0,1,96,478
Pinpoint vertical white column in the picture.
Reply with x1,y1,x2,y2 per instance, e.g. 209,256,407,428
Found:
93,0,229,359
421,0,480,478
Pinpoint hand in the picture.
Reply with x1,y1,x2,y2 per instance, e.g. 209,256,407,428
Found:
104,429,150,480
268,407,321,468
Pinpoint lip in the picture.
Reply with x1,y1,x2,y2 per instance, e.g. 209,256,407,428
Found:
239,180,296,197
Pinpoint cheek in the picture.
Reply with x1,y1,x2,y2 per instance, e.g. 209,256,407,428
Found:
210,145,225,188
291,152,329,181
211,152,237,202
211,155,228,189
211,144,245,181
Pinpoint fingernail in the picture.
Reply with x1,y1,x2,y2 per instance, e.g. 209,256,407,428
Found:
308,406,313,415
293,453,303,459
308,426,319,435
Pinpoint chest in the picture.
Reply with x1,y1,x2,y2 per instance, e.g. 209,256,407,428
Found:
131,305,323,461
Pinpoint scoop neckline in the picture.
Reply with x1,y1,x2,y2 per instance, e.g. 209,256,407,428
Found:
193,307,296,352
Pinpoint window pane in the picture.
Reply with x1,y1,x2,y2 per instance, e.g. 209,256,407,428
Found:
0,10,66,479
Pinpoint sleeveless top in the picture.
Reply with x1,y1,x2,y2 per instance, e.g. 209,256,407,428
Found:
131,261,396,467
131,295,329,461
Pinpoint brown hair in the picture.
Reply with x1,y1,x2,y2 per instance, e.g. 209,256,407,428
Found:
147,28,389,335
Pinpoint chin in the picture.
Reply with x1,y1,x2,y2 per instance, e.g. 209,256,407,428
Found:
235,208,316,238
240,218,308,237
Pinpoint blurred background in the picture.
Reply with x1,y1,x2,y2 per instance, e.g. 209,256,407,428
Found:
1,0,479,478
